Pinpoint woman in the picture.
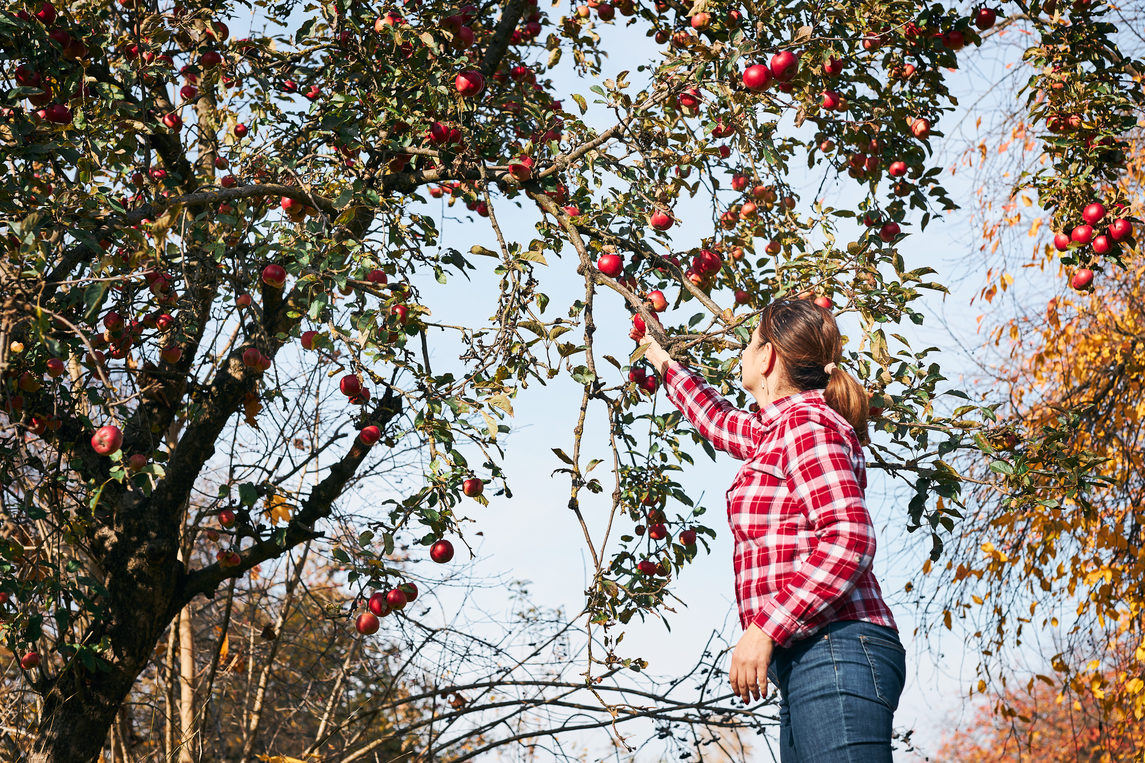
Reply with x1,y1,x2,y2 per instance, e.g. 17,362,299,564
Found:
638,298,905,762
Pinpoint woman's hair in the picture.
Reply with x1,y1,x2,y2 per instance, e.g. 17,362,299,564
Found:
756,299,869,444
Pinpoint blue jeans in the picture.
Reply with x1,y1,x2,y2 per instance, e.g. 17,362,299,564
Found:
766,619,906,762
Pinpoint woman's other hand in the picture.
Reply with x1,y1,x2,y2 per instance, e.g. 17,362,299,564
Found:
729,623,774,704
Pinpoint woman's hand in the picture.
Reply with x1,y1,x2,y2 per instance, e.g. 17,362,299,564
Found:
729,623,774,704
636,314,675,376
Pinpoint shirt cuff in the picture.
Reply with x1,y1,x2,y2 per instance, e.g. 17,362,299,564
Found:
660,359,686,386
751,598,801,647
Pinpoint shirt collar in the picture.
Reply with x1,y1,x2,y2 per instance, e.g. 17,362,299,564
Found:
756,388,825,430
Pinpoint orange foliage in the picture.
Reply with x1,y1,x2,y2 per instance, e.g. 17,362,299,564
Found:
937,644,1145,763
930,120,1145,751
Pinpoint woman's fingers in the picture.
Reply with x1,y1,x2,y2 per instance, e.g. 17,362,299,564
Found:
752,665,767,701
730,659,769,704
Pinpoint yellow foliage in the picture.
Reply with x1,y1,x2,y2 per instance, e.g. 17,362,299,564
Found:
263,490,295,524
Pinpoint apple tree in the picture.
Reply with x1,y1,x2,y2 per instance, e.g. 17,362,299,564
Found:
1,0,1142,760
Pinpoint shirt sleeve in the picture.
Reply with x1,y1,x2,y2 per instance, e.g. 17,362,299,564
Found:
751,416,876,646
660,361,761,462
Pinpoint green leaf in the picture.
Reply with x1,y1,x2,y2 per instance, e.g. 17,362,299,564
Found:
989,460,1015,476
239,482,259,506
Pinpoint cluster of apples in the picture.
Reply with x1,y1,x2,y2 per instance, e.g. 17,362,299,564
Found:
9,1,99,126
633,504,698,577
1053,202,1134,291
354,538,456,635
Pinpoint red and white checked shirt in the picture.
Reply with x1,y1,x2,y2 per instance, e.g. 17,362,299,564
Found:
662,361,897,648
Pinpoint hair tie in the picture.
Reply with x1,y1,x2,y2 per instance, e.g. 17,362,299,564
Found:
824,363,837,375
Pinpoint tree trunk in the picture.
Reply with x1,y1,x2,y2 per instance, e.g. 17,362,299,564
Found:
178,606,196,763
28,491,185,763
27,668,139,763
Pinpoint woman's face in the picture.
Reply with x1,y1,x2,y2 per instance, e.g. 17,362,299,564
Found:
740,323,770,394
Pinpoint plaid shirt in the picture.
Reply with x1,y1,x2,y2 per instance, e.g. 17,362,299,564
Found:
662,361,897,648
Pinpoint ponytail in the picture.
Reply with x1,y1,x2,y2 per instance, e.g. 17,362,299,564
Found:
823,364,870,445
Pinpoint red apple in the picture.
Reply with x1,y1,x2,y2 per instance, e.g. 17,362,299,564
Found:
1091,234,1111,254
462,477,484,497
648,523,669,540
46,358,65,378
233,123,249,138
509,155,534,181
640,375,658,393
596,253,623,277
367,592,391,616
261,264,286,288
20,652,40,670
628,366,646,383
1082,202,1105,226
820,90,841,110
1053,232,1072,251
910,117,931,140
878,222,901,242
637,559,658,575
630,313,646,340
823,56,844,76
200,50,223,67
769,50,799,81
647,290,668,312
44,104,72,125
399,582,418,602
454,70,486,97
359,425,381,446
242,347,262,368
942,29,965,51
649,210,674,231
430,539,454,563
355,612,380,635
340,374,362,397
179,84,198,101
219,508,236,528
1108,218,1132,242
813,295,833,309
741,64,771,92
679,528,697,546
1071,224,1094,245
159,344,182,364
974,7,997,30
734,289,750,304
236,293,253,307
1070,268,1094,291
91,424,123,455
367,269,388,284
385,588,407,610
301,330,318,350
888,160,908,177
689,11,709,29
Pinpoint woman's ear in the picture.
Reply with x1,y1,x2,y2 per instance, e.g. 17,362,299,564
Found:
761,342,775,377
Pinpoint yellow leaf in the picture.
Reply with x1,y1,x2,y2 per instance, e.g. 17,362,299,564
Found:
263,491,294,524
